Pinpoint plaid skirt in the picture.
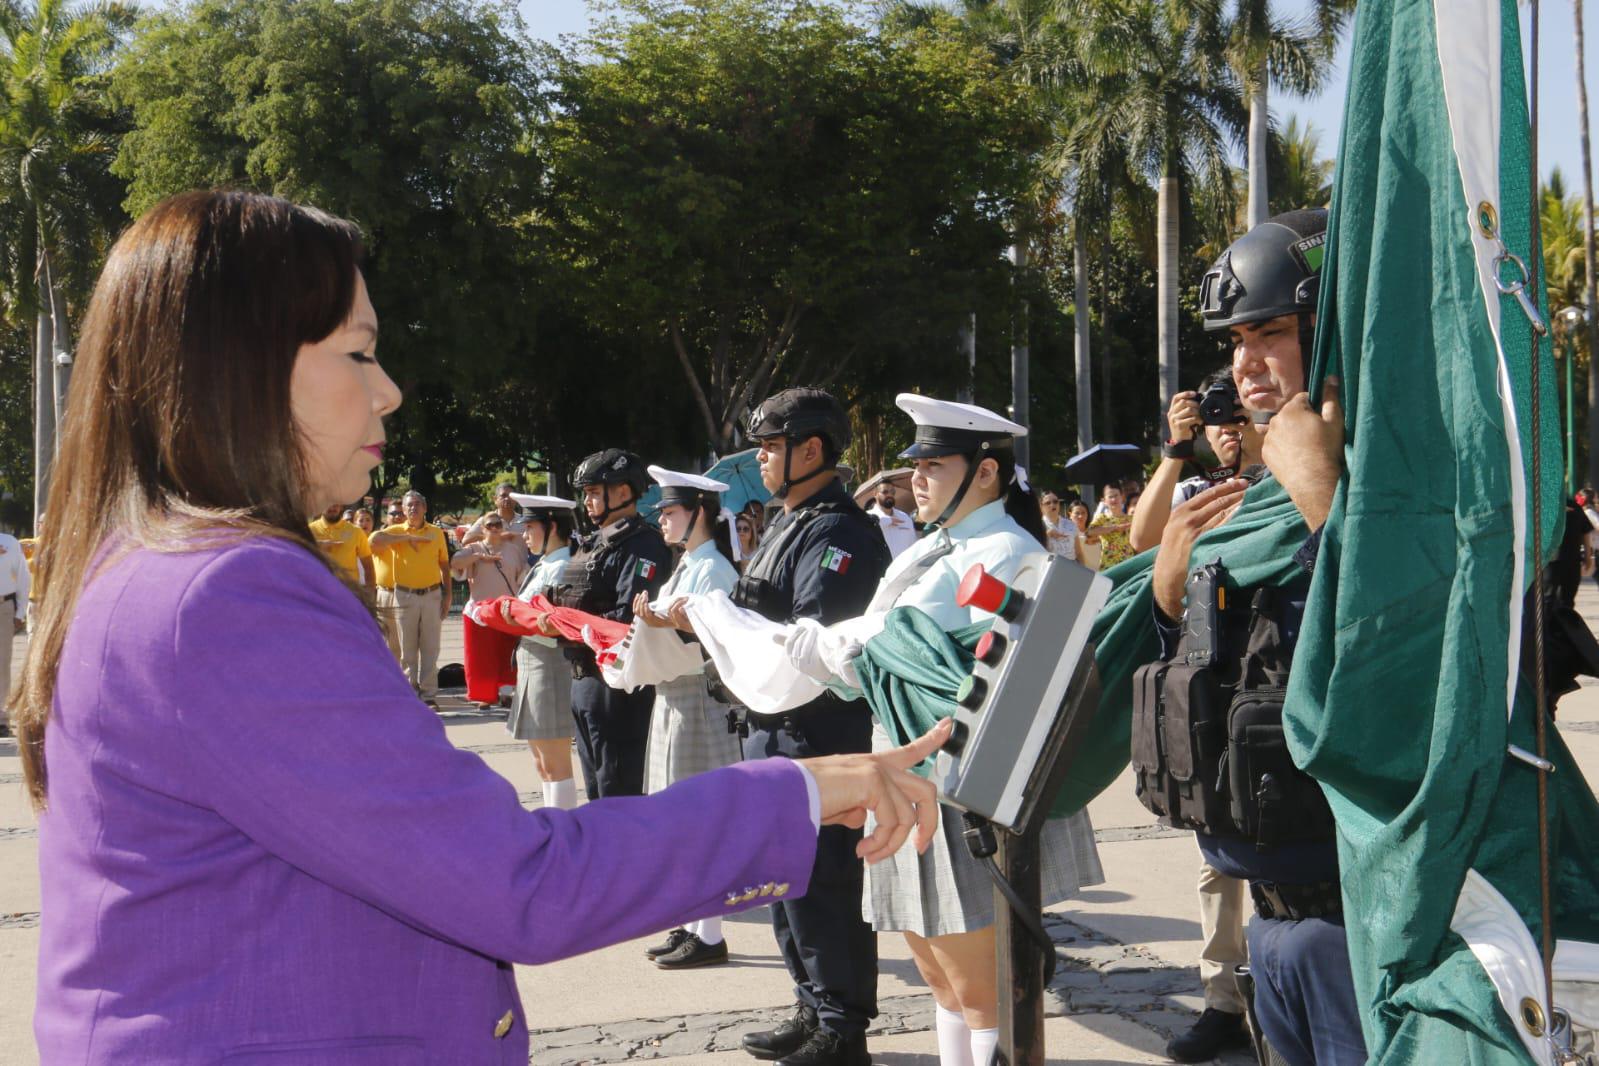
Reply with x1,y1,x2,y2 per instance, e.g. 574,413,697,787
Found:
644,675,741,793
863,726,1105,938
506,638,573,741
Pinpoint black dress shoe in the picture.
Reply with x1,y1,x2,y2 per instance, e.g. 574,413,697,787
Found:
742,1003,819,1061
654,933,729,970
644,928,690,959
775,1028,870,1066
1166,1008,1247,1062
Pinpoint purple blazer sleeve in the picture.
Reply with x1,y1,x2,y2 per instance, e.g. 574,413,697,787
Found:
166,541,817,965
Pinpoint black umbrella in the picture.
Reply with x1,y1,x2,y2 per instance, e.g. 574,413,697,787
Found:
1062,443,1146,487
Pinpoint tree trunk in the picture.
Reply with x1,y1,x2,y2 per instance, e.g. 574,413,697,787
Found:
33,275,55,532
1576,0,1599,490
956,313,976,405
45,250,72,427
1247,69,1270,227
1098,220,1113,443
1158,175,1180,438
1010,240,1031,470
1073,216,1093,453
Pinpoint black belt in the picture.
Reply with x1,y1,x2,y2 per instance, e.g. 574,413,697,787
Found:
394,583,441,595
1250,879,1343,922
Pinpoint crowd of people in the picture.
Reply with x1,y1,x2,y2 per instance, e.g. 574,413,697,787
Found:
7,189,1591,1066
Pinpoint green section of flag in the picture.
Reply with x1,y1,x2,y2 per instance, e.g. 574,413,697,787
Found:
854,475,1312,818
1285,1,1599,1061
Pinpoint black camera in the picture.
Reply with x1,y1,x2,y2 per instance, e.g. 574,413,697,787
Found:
1199,379,1243,425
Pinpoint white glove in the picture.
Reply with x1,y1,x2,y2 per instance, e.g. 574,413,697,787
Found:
782,618,835,684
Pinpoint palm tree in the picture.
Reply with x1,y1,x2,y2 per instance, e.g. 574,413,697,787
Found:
1542,171,1588,317
1074,0,1247,431
1269,114,1333,212
0,0,133,525
1230,0,1352,227
880,0,1081,466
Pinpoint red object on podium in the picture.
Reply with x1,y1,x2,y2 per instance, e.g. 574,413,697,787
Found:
957,564,1012,616
975,629,1007,665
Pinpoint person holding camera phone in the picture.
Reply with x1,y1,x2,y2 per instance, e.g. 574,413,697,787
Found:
1130,370,1265,554
1137,208,1366,1065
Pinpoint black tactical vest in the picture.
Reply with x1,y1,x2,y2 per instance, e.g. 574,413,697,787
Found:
1131,559,1335,850
732,498,867,622
549,517,650,616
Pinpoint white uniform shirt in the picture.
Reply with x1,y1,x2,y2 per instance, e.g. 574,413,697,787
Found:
515,545,571,647
601,540,739,691
0,533,28,621
658,539,740,601
867,499,1038,627
685,499,1041,715
870,505,920,560
1043,515,1078,560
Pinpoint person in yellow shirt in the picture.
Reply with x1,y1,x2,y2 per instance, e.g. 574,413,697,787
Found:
308,504,374,588
369,504,404,661
369,490,452,704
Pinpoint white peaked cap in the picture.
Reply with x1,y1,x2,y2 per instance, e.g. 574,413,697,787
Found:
895,394,1028,435
895,394,1026,459
647,465,731,493
510,493,576,510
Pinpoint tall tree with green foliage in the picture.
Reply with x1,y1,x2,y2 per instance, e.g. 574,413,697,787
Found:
1230,0,1350,227
0,0,134,527
541,0,1039,454
111,0,549,496
1074,0,1247,431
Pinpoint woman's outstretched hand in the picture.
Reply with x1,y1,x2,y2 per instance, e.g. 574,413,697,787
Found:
801,718,953,864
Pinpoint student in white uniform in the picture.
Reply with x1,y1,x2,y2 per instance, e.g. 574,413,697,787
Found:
784,395,1105,1066
629,466,744,970
503,495,580,811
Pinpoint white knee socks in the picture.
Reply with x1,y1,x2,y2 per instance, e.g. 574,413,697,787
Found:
687,917,724,945
969,1026,999,1065
544,777,578,810
935,1005,974,1066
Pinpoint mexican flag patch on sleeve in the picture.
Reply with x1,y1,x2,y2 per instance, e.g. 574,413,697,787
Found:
635,559,657,580
820,547,852,574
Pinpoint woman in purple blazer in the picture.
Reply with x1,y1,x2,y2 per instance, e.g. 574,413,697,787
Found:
9,190,948,1065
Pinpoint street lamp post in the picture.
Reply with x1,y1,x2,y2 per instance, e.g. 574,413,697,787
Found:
1558,306,1585,493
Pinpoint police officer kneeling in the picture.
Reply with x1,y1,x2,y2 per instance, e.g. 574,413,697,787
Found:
550,449,672,798
1134,209,1367,1066
732,388,890,1066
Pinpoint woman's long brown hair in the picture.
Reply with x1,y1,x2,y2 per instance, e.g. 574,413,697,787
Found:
9,190,365,809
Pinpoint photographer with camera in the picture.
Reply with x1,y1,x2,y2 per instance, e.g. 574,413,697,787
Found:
1130,371,1264,554
1135,209,1366,1066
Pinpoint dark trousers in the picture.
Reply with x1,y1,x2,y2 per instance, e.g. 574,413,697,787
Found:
744,698,877,1039
570,675,653,798
1247,916,1368,1066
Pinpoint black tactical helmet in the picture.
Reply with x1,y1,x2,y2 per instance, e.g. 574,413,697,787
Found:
1200,208,1327,331
746,387,851,456
571,448,648,496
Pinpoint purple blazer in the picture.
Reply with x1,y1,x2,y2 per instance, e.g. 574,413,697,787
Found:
35,536,818,1064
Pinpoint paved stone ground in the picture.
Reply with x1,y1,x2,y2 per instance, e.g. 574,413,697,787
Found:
3,591,1599,1065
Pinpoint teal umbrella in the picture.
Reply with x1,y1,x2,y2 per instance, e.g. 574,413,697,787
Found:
705,448,771,515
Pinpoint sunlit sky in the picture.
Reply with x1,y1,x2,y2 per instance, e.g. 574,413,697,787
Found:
519,0,1599,190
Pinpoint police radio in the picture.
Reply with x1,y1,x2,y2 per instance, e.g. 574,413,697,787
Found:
932,554,1112,833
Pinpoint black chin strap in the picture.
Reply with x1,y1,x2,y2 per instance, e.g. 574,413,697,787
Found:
773,440,833,500
927,442,993,532
673,493,705,549
592,485,635,529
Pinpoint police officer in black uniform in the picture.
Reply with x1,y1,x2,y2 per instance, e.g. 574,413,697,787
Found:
732,388,890,1066
1138,210,1367,1066
550,448,674,799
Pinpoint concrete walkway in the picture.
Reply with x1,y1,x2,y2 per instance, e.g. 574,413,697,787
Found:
3,592,1599,1065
